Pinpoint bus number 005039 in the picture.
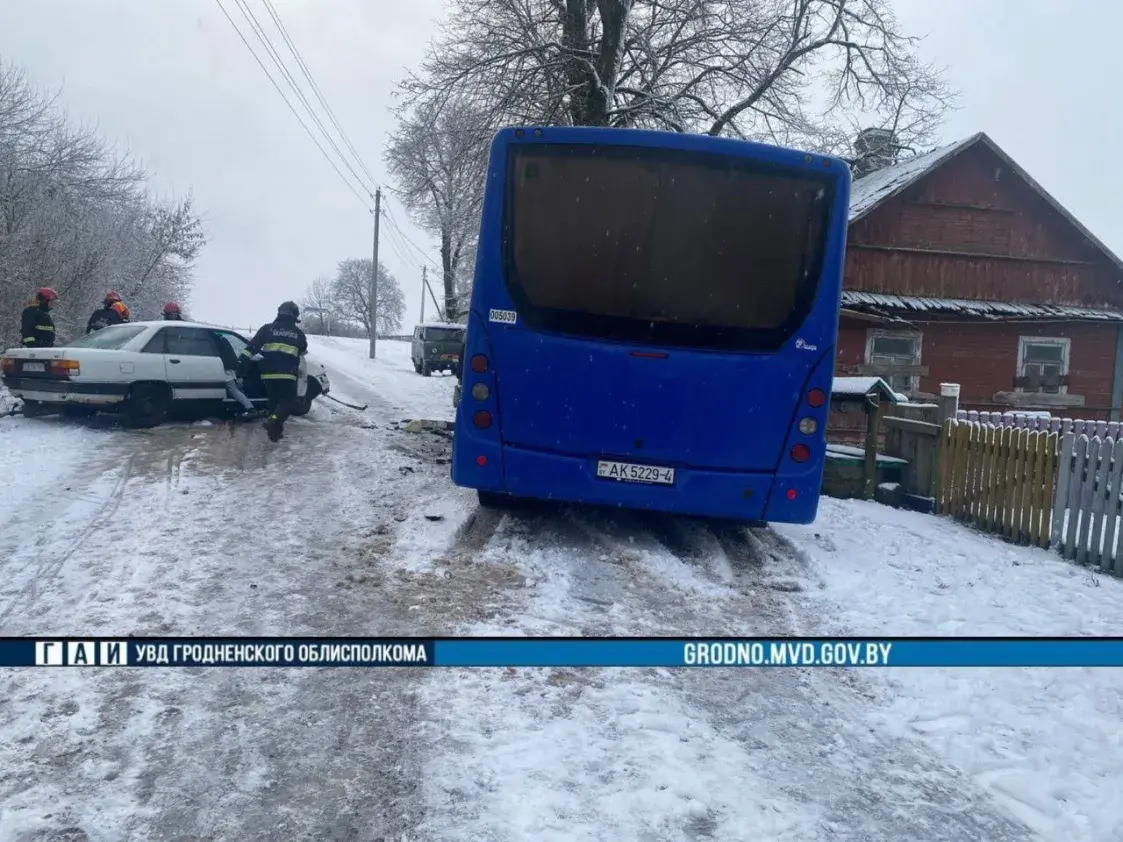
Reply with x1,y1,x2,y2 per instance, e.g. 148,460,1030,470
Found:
596,460,675,485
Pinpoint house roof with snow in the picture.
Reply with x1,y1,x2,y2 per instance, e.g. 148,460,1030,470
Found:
839,291,1123,323
848,132,1123,277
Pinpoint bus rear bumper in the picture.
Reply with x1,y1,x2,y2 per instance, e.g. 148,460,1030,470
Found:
452,443,824,524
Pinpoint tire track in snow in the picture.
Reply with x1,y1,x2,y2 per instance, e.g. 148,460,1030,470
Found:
0,380,488,841
0,448,137,631
406,488,1038,840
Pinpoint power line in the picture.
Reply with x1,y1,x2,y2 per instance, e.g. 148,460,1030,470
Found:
383,202,443,273
380,217,416,268
384,227,417,269
213,0,371,209
259,0,380,190
229,0,377,199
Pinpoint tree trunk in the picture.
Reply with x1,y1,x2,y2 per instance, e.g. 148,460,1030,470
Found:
440,230,456,321
564,0,632,126
563,0,597,126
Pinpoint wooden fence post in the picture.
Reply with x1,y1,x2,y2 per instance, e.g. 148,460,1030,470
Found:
864,392,880,500
938,383,960,424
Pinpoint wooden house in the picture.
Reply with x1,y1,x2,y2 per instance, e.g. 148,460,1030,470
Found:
834,131,1123,422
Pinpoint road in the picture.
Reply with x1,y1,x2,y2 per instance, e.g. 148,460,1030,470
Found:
0,340,1040,842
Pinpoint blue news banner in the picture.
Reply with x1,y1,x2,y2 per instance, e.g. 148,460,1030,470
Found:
2,637,1123,668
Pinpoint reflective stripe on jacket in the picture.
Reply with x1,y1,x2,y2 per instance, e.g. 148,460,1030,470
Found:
244,315,308,380
20,305,56,348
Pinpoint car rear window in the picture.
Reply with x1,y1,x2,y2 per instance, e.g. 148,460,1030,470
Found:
504,143,836,350
65,324,148,350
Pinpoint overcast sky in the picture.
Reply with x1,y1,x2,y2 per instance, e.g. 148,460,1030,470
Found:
0,0,1119,329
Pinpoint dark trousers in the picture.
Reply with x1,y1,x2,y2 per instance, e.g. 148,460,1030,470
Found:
263,378,298,428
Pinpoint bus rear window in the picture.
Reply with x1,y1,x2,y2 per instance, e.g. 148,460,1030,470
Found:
503,144,835,350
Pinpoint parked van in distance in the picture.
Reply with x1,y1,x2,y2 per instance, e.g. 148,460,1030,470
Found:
411,322,466,376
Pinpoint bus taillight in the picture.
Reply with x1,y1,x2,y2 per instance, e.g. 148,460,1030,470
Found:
806,388,826,408
470,354,489,373
473,410,493,429
790,444,811,462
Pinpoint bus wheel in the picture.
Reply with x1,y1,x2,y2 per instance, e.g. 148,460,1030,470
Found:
477,490,534,512
478,490,519,510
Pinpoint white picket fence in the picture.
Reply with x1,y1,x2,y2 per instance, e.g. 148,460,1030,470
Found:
939,414,1123,574
956,409,1121,437
1051,430,1123,575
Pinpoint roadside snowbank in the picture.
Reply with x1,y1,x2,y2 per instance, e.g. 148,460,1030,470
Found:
778,497,1123,842
309,336,455,422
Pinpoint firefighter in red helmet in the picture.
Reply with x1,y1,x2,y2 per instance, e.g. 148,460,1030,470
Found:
86,290,129,333
162,302,184,321
20,287,59,348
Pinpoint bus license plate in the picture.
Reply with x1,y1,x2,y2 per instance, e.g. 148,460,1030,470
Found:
22,362,45,373
596,460,675,485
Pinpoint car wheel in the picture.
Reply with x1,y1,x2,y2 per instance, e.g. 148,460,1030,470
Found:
290,379,321,417
124,383,172,429
421,362,432,377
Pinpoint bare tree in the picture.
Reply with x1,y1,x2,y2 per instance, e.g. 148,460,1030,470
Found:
301,276,336,335
397,0,954,154
0,58,206,347
385,97,488,321
328,258,406,336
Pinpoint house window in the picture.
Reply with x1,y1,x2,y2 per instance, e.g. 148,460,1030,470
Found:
865,330,922,394
1017,337,1070,394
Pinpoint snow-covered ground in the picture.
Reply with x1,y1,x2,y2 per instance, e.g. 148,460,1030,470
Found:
311,335,457,422
1,337,1120,841
778,502,1123,841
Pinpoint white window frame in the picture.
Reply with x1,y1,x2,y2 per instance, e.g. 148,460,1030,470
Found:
865,329,923,395
1016,336,1070,395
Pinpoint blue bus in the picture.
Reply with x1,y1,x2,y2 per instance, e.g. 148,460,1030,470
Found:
452,126,850,524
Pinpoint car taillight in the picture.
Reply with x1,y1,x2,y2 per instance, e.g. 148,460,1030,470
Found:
471,383,490,400
798,417,817,435
0,357,14,374
807,388,826,408
790,444,811,462
470,354,489,373
50,359,79,377
473,410,493,429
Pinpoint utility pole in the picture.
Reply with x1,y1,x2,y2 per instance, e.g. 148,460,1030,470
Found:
420,265,427,323
368,187,381,359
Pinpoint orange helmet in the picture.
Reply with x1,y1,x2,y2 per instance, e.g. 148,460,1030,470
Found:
111,301,130,320
104,290,122,304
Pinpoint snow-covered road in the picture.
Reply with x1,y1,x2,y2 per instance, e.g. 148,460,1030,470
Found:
1,337,1120,841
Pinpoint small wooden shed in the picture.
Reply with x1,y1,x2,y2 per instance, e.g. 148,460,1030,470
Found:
826,377,906,499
